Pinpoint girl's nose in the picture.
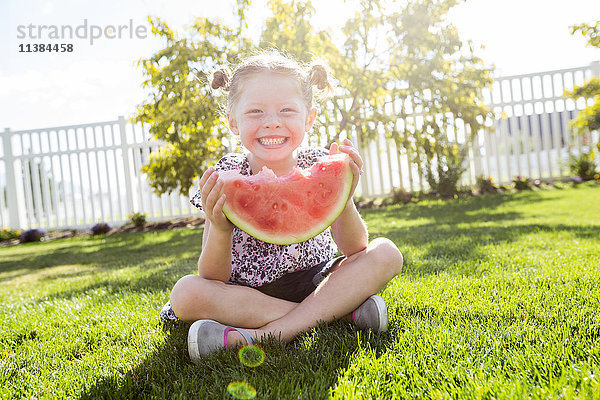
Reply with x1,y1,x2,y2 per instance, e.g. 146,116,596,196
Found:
263,113,281,129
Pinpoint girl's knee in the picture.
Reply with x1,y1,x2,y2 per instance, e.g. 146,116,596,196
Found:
169,274,212,321
369,237,403,277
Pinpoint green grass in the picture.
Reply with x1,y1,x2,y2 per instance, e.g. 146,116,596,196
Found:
1,183,599,399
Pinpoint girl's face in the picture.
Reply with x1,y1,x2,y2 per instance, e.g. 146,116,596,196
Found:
228,72,317,169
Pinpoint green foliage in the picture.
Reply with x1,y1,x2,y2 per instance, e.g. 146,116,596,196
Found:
569,151,597,180
128,212,147,227
475,175,496,194
512,175,532,191
0,229,20,241
385,0,492,182
262,0,492,185
566,21,600,143
571,21,600,48
134,12,252,195
565,77,600,139
137,0,492,195
426,143,466,197
391,187,413,204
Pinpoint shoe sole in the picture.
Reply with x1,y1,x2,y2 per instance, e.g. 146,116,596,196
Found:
371,295,389,333
187,320,205,363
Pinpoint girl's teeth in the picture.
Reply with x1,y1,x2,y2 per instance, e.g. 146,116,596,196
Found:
259,137,286,145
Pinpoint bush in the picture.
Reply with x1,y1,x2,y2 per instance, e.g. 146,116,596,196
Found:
0,229,20,241
391,188,412,204
475,175,496,194
128,212,147,227
19,229,45,243
569,152,597,181
513,176,532,191
91,222,111,235
426,145,466,198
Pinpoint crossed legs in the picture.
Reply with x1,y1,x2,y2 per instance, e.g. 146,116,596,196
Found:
170,237,403,345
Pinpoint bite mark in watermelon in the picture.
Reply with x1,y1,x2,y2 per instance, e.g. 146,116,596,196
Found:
220,153,353,245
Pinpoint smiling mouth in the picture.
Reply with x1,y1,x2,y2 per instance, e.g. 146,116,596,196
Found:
258,137,287,146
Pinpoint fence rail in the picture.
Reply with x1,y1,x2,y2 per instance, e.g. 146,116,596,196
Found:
1,62,599,230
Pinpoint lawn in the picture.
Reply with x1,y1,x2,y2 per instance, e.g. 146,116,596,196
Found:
1,183,599,399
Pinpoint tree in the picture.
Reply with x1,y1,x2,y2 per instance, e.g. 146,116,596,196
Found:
263,0,492,196
384,0,493,195
133,3,251,195
137,0,492,196
566,21,600,152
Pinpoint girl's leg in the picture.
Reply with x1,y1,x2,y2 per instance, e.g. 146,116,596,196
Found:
229,237,403,344
169,274,298,328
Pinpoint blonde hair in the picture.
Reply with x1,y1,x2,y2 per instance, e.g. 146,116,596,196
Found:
211,49,333,113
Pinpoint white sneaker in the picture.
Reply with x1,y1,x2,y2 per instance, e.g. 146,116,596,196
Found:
351,295,388,332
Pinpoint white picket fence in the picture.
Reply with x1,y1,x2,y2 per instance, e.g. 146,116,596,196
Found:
0,117,199,231
334,62,600,195
1,62,599,230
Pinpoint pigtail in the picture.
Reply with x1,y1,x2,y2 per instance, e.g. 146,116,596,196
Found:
308,64,333,93
211,67,231,90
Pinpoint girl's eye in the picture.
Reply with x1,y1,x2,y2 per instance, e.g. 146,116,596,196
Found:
281,108,294,112
248,109,262,114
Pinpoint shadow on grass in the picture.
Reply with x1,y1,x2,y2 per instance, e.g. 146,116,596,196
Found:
0,229,203,277
364,191,554,226
79,321,392,399
386,223,600,276
359,191,600,277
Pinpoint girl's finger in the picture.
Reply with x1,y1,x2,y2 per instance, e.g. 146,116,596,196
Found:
329,142,339,155
204,178,223,211
214,192,227,215
199,167,215,187
201,171,219,198
339,145,362,167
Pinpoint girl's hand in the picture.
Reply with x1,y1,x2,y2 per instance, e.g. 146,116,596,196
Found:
329,138,363,205
199,167,234,233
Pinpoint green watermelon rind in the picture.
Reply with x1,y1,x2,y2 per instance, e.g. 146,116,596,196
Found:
221,156,353,245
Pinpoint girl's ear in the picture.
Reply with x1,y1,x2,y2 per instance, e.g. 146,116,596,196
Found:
305,108,317,132
227,113,239,135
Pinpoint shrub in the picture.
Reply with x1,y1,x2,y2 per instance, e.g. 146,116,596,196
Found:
19,229,45,243
91,222,111,235
391,188,412,204
475,175,496,194
569,152,597,181
0,229,20,241
513,176,532,191
128,212,147,227
426,145,466,198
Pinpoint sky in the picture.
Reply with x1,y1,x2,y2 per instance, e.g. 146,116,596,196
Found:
0,0,599,131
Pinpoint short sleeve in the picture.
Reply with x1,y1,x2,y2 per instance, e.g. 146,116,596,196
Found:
189,153,248,210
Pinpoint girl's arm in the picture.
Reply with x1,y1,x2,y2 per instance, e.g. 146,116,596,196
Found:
197,219,233,282
329,139,369,256
196,167,234,282
331,200,368,256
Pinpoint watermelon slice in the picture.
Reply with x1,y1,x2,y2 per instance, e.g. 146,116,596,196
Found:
220,153,353,245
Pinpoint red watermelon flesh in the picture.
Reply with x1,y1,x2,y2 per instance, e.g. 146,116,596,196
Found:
219,153,353,245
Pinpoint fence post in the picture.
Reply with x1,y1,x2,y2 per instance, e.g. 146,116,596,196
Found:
118,116,135,216
591,61,600,77
2,128,23,229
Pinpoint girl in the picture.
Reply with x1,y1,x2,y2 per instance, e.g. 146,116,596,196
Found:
164,50,403,361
